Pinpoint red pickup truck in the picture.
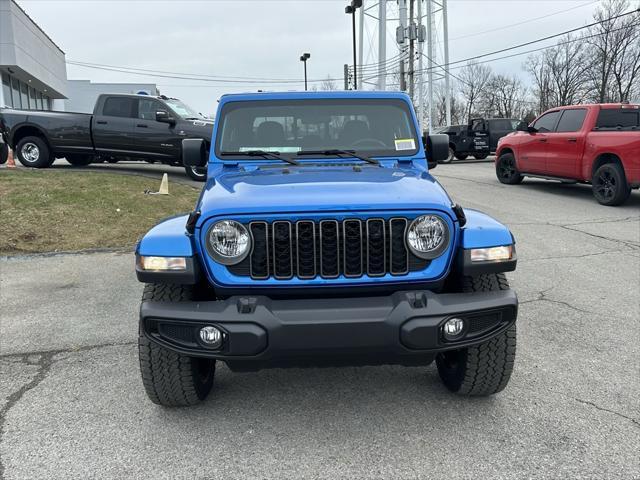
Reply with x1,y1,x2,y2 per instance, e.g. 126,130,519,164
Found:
495,103,639,206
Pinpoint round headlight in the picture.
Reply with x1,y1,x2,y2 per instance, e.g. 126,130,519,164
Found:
207,220,251,265
406,215,449,259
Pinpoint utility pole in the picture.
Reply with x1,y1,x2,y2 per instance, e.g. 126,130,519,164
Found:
442,0,451,126
416,0,424,129
344,64,350,90
398,0,408,93
358,1,365,90
426,0,434,133
377,0,387,90
408,0,415,101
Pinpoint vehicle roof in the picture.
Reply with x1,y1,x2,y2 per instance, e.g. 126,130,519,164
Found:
550,103,639,110
97,93,179,101
218,90,413,102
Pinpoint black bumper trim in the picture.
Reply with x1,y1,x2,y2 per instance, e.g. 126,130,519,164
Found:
140,289,518,366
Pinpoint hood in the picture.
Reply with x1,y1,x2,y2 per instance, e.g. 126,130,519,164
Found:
197,164,454,219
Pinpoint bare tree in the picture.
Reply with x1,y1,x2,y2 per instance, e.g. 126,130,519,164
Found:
525,54,554,113
481,74,528,118
321,76,338,91
584,0,640,102
459,62,492,121
433,81,465,126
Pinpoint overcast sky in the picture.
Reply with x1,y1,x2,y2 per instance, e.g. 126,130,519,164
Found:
19,0,604,115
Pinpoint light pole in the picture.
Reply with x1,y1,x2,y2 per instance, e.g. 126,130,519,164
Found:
345,0,362,90
300,53,311,91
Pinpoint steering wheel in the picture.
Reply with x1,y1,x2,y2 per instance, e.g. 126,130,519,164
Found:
350,138,388,149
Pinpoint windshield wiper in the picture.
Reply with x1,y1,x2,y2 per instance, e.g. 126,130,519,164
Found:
297,149,379,165
220,150,299,166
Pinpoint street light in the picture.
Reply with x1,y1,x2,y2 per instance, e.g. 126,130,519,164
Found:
345,0,362,90
300,52,311,91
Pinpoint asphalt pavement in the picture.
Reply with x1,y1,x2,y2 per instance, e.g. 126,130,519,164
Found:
1,161,639,479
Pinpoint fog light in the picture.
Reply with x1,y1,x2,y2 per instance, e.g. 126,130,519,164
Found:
199,326,223,348
443,317,465,340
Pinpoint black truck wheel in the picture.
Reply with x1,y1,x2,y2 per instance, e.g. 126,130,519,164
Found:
473,153,489,160
185,165,207,182
15,136,53,168
439,146,454,164
436,273,516,396
592,163,631,206
0,142,7,164
138,283,216,407
496,153,523,185
66,154,94,166
454,153,468,160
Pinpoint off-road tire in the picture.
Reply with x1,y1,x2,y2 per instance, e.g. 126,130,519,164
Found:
15,136,53,168
436,273,516,396
454,153,468,160
496,153,523,185
0,142,7,164
592,163,631,206
473,153,489,160
138,283,215,407
66,154,94,166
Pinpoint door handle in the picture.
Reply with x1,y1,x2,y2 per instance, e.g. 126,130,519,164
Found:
538,138,547,143
96,120,107,125
567,138,577,143
136,124,148,128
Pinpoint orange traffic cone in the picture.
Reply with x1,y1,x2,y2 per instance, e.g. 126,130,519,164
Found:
6,145,16,169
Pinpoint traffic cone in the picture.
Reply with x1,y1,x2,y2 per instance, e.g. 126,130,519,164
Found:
158,173,169,195
6,145,16,169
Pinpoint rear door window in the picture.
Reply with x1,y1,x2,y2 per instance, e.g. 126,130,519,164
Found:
596,108,640,129
556,109,587,132
102,97,136,118
533,111,561,132
489,119,512,130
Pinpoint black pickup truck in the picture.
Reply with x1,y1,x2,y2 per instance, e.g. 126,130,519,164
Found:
436,118,523,163
0,94,213,181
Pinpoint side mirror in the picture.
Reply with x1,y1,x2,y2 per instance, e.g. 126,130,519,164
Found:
156,110,175,125
182,138,208,167
423,133,449,169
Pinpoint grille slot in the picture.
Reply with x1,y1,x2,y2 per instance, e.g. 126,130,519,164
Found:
228,217,430,280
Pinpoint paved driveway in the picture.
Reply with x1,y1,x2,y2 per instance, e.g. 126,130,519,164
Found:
1,162,639,479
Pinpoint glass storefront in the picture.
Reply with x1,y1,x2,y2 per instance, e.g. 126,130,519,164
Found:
1,72,52,110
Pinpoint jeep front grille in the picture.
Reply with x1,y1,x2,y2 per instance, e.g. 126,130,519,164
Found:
228,218,429,280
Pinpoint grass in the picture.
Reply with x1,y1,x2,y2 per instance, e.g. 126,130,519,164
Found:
0,170,200,254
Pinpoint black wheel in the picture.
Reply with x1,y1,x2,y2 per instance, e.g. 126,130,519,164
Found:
185,165,207,182
15,136,53,168
138,283,215,407
592,163,631,206
106,158,119,164
473,153,489,160
454,153,468,160
66,154,94,166
0,142,7,165
440,146,454,164
496,153,523,185
436,273,516,396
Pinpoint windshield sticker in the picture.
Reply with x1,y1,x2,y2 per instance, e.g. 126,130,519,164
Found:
394,138,416,151
239,147,301,153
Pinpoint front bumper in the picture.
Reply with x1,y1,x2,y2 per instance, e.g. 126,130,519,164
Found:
140,289,517,370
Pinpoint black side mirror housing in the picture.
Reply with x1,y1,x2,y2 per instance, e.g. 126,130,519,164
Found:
526,125,538,134
156,110,175,125
423,133,449,169
182,138,208,167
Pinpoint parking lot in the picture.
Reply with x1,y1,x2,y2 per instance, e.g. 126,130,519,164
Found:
1,161,639,479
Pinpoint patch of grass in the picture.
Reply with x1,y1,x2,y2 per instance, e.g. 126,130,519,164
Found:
0,170,200,254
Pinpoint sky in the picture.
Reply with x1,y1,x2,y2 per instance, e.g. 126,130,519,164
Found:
18,0,607,116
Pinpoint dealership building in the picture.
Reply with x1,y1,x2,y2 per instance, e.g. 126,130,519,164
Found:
0,0,67,110
1,0,159,114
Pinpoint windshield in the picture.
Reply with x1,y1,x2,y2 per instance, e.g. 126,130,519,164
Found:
216,99,419,158
164,98,202,119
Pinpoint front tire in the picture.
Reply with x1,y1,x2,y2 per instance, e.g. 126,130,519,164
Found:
496,153,523,185
454,153,468,161
184,165,207,182
0,142,7,164
440,146,455,164
473,153,489,160
15,136,53,168
592,163,631,206
436,273,516,396
138,283,215,407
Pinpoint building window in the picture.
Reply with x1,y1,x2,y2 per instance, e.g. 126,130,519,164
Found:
1,73,12,108
11,77,21,108
20,82,29,110
44,95,50,110
37,91,43,110
29,87,37,110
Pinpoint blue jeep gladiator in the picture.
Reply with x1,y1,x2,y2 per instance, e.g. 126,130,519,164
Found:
135,91,518,407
